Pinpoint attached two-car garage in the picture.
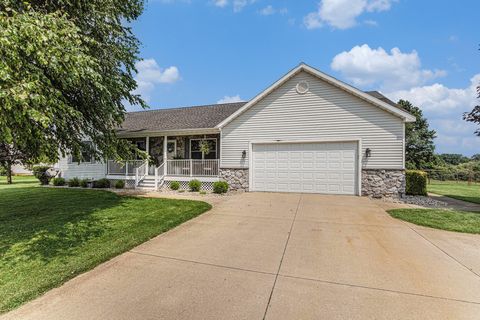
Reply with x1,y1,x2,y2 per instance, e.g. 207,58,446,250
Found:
250,141,359,195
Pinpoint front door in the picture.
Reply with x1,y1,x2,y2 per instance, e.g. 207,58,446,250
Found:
167,140,177,159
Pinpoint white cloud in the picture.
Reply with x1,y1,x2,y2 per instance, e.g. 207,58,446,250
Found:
212,0,228,8
217,95,244,104
258,5,288,16
259,5,275,15
304,0,396,30
385,74,480,155
331,44,446,91
386,74,480,115
133,59,180,102
213,0,256,12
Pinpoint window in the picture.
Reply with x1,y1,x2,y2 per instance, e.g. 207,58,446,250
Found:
70,141,94,164
190,139,217,160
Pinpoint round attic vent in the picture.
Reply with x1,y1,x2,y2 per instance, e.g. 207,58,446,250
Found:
296,80,309,94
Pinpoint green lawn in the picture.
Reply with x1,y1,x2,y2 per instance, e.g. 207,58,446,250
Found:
0,175,39,189
388,208,480,234
0,177,211,313
428,180,480,204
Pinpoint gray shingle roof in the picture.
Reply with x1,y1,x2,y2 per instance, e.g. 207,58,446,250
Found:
119,91,407,134
118,102,246,134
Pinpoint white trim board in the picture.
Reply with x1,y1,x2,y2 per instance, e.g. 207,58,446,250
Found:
217,63,416,129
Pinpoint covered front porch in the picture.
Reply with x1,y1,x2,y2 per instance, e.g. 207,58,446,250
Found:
106,133,221,189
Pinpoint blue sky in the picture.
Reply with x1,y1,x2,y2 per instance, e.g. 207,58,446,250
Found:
130,0,480,156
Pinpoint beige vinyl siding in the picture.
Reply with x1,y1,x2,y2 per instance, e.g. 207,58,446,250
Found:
221,71,404,169
58,156,106,180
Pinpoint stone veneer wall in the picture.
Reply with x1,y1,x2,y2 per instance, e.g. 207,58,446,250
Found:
220,168,249,191
362,169,405,198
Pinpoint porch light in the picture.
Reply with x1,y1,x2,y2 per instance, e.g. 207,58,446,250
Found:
242,150,246,159
365,148,372,158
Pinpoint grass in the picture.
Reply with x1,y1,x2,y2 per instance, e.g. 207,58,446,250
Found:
427,180,480,204
0,175,39,189
0,176,211,313
388,208,480,234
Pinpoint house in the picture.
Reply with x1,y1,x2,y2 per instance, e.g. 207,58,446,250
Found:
57,63,415,197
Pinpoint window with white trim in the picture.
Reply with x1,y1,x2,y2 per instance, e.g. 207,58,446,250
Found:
190,139,217,160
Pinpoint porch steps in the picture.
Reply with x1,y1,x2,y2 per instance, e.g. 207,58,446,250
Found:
137,177,158,190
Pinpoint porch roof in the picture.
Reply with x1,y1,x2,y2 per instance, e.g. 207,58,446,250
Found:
118,102,246,134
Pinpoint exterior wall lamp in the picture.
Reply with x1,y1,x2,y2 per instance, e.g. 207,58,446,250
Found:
365,148,372,158
242,150,246,159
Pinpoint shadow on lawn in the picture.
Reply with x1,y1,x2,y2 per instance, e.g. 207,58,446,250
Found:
0,188,122,264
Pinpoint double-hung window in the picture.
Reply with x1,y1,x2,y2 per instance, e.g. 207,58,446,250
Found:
190,139,217,160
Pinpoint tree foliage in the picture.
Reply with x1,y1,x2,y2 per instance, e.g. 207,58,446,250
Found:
398,100,437,169
438,153,471,166
464,85,480,136
0,1,146,179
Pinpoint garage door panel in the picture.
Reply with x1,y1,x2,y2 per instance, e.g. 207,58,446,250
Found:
252,142,357,195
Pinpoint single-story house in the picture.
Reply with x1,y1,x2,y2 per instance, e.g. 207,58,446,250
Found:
57,63,415,197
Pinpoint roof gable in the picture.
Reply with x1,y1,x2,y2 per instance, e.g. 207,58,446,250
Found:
217,63,415,128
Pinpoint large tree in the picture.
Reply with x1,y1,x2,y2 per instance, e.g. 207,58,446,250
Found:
0,1,146,182
398,100,437,169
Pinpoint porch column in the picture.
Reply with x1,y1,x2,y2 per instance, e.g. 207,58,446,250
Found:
163,135,168,176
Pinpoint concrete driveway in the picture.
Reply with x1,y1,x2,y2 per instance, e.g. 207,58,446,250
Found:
3,193,480,319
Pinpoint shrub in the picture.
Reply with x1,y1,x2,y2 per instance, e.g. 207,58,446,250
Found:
406,170,427,196
170,181,180,190
114,180,125,189
0,165,6,176
188,179,201,192
52,177,66,186
213,181,229,194
80,179,89,188
68,177,80,187
32,165,52,185
92,178,110,188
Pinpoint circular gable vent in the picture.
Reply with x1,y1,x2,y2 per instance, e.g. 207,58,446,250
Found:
296,80,309,94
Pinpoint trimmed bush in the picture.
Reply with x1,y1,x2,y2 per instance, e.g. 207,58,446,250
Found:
114,180,125,189
52,177,66,186
213,181,229,194
406,170,427,196
68,177,80,187
188,179,201,192
92,178,110,188
80,179,89,188
32,166,52,185
170,181,180,190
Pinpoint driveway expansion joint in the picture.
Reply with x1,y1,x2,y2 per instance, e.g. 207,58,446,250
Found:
262,194,303,320
128,250,277,276
278,274,480,306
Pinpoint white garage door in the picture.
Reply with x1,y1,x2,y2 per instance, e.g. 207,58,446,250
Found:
251,141,358,195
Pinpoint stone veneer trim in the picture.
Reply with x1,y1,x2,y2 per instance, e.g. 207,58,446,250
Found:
219,168,249,191
361,169,405,198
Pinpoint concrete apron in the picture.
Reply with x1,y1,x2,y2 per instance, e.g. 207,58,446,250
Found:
3,193,480,320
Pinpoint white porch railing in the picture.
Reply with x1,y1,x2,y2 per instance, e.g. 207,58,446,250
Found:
135,161,148,187
107,160,145,176
166,159,219,177
155,162,165,189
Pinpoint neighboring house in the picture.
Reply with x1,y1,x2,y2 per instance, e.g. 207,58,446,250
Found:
58,63,415,197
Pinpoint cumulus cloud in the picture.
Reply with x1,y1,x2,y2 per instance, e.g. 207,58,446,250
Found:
133,59,180,102
385,74,480,155
387,74,480,115
212,0,256,12
331,44,446,91
217,95,244,104
304,0,396,30
212,0,228,8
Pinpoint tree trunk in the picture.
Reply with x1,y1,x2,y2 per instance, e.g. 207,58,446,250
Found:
6,161,12,184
